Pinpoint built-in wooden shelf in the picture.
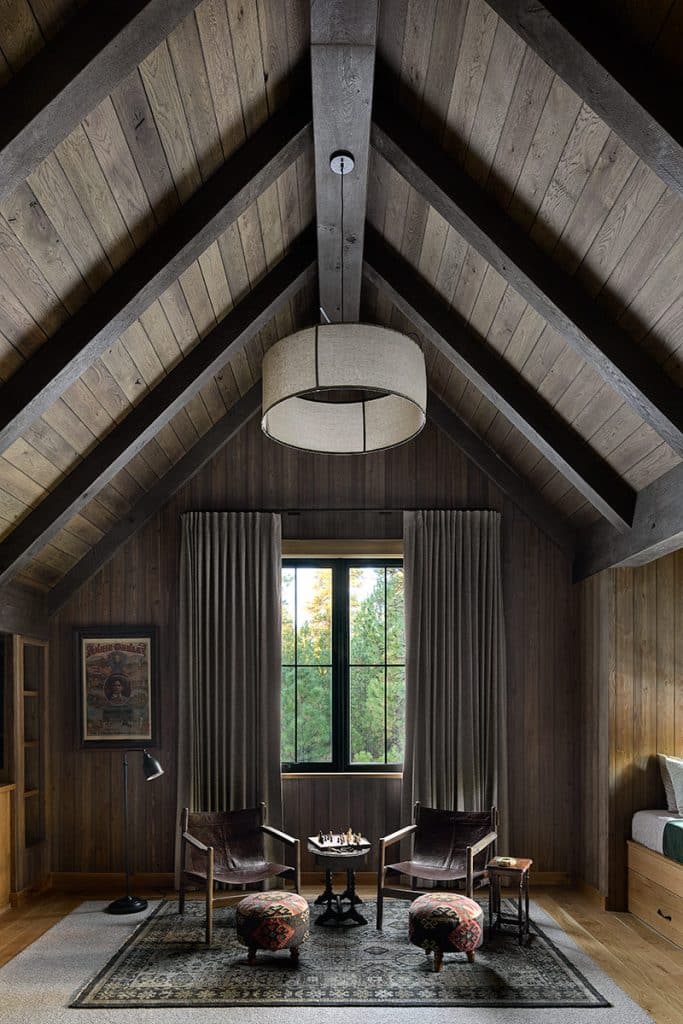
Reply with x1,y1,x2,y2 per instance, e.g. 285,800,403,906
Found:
12,636,49,893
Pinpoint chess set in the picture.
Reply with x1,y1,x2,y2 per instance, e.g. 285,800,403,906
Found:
309,828,371,852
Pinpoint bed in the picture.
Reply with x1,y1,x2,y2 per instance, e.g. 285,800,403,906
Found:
632,809,683,863
628,811,683,947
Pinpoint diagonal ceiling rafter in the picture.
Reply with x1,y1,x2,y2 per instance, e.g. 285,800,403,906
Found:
0,233,316,589
364,226,636,531
574,460,683,580
428,391,575,556
486,0,683,201
0,1,679,598
0,0,205,204
0,91,312,456
47,384,263,615
45,376,576,614
371,87,683,459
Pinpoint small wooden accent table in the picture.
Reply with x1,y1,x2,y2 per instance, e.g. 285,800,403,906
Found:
307,838,371,926
487,857,533,945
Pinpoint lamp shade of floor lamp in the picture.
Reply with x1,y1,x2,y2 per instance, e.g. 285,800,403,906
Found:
106,749,164,915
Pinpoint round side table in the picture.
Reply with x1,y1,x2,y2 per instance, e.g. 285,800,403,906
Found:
307,840,371,926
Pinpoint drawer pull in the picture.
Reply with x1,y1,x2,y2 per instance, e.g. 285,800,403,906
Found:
657,908,672,922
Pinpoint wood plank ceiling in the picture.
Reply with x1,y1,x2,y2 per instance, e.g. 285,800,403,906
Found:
0,0,680,597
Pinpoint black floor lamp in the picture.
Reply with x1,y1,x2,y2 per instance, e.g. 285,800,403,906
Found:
106,748,164,915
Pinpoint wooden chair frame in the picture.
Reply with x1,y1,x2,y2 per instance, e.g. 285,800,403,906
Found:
178,802,301,945
376,803,498,929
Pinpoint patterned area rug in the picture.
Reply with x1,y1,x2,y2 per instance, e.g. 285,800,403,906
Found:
71,898,610,1009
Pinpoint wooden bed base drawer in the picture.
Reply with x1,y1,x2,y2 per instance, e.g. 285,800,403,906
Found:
628,869,683,947
628,840,683,893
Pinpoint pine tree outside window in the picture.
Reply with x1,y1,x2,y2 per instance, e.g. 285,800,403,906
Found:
281,559,405,771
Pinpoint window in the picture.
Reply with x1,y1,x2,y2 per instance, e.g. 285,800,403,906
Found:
281,559,405,771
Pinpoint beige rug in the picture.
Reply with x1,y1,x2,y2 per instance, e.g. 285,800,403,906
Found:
0,899,654,1023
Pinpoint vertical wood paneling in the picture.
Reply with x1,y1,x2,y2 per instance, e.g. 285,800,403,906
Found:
578,549,683,908
281,775,402,872
48,416,577,876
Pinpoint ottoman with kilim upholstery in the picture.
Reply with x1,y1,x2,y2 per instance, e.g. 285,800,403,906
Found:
408,892,484,972
236,891,309,965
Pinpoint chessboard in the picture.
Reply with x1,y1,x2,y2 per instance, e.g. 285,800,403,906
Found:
308,832,371,852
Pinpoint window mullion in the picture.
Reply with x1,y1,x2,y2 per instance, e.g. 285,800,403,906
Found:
384,566,388,766
333,561,348,772
282,557,403,772
294,568,298,765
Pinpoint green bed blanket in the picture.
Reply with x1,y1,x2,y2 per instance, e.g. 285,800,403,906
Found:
663,818,683,864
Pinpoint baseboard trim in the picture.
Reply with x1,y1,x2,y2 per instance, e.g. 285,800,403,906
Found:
50,872,175,893
10,875,51,907
532,872,572,886
577,879,608,911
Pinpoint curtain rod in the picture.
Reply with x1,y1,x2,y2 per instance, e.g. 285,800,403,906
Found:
190,506,495,515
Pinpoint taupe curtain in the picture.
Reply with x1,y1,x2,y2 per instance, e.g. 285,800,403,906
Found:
402,510,508,848
177,511,282,827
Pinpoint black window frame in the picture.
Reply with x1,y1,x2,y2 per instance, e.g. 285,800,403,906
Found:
281,557,404,773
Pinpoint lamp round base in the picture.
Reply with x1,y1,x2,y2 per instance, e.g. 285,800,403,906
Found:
105,895,148,915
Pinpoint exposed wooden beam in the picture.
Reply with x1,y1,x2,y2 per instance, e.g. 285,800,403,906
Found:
428,391,575,556
47,386,262,615
364,227,636,531
0,93,312,456
0,236,315,589
0,0,203,203
485,0,683,201
371,89,683,458
573,461,683,580
311,0,378,321
0,580,48,638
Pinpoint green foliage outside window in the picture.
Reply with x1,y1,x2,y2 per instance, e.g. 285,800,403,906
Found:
281,561,405,768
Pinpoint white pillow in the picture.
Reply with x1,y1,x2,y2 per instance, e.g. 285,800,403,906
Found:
659,754,683,813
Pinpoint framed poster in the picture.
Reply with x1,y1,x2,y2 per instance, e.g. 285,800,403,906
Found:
76,627,157,747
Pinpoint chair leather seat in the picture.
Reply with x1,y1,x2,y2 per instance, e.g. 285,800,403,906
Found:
388,859,488,883
186,861,292,886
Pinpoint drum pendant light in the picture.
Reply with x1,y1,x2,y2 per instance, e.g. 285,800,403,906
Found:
261,152,426,454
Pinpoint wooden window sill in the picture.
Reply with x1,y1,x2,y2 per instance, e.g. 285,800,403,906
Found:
281,772,403,779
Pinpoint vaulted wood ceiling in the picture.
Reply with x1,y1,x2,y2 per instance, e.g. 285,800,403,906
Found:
0,0,681,608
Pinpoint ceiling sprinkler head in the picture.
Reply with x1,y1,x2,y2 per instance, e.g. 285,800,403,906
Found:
330,150,355,175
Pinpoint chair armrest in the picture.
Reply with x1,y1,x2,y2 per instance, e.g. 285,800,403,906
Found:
182,830,210,853
262,824,299,847
467,831,498,857
380,823,417,847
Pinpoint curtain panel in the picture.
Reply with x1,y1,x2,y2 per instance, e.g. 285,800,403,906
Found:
402,510,509,848
177,511,283,833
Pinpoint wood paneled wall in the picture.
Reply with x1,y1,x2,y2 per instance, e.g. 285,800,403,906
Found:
282,775,403,873
577,549,683,908
0,582,48,639
577,571,612,898
48,417,577,878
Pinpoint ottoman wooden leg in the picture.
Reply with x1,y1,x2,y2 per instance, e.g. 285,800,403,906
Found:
433,950,443,973
290,947,300,963
247,947,258,966
467,951,475,963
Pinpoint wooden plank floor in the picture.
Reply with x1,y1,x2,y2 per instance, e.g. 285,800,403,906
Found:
0,885,680,1022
